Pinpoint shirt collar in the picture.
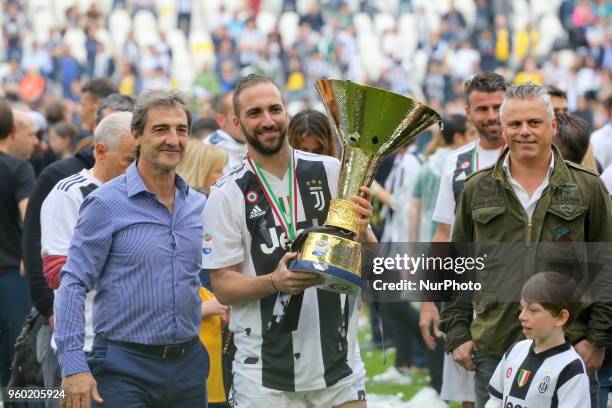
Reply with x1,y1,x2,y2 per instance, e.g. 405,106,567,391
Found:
502,149,555,180
126,161,190,198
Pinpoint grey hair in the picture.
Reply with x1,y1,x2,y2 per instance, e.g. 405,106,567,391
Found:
93,111,133,149
94,93,136,126
500,82,554,121
131,89,192,136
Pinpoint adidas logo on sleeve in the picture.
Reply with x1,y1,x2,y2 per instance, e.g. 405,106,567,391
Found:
249,205,265,219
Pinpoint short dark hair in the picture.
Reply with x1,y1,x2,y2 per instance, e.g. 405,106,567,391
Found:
440,114,468,145
191,117,218,139
288,109,338,157
44,99,66,126
521,271,582,329
547,85,567,100
95,93,136,125
214,92,233,116
0,99,14,140
233,74,283,116
131,89,192,136
464,72,509,104
553,113,590,164
51,121,78,142
81,78,118,101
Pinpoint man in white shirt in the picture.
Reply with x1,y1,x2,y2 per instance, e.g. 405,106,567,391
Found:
204,91,247,174
590,96,612,170
420,72,509,408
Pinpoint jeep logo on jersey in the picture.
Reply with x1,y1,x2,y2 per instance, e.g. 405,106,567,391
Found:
306,179,325,211
538,376,550,393
502,396,526,408
259,220,319,254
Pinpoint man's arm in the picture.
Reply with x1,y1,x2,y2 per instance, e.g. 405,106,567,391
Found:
211,253,323,305
54,194,113,377
579,176,612,371
18,198,28,221
439,183,475,357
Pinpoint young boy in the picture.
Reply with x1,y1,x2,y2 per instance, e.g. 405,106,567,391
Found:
485,272,590,408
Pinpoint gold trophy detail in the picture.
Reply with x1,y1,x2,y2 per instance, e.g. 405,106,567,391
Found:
289,79,441,294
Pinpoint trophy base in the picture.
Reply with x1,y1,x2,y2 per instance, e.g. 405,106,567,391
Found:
289,229,364,294
289,260,365,294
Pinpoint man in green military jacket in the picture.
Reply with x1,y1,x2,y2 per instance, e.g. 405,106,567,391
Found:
440,83,612,408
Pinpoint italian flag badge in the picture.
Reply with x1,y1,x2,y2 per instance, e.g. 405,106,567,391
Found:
517,368,532,387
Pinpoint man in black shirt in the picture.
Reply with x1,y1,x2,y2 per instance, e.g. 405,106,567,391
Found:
0,99,36,387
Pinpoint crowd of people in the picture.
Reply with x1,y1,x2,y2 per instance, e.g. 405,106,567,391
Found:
0,0,611,408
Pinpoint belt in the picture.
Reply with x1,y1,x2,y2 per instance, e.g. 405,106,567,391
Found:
114,336,199,360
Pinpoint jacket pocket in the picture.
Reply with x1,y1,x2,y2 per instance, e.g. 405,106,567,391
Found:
546,204,587,221
471,206,506,224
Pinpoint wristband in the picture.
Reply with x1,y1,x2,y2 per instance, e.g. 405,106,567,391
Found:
270,272,279,291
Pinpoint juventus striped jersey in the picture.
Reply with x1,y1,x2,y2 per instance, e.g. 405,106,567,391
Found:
201,150,365,392
41,168,102,352
488,339,590,408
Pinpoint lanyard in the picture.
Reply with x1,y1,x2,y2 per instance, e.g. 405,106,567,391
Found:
247,148,298,242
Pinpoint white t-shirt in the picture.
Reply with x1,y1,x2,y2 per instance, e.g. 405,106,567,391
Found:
41,168,102,352
432,140,503,226
380,152,421,242
488,339,590,408
591,123,612,170
600,163,612,194
502,152,555,220
201,150,364,392
204,129,248,174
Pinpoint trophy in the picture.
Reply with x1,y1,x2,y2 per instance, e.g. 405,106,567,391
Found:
289,79,441,294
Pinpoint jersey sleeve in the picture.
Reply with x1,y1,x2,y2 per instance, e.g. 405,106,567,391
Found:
432,154,456,225
40,187,82,257
201,182,244,269
555,359,590,408
487,352,506,400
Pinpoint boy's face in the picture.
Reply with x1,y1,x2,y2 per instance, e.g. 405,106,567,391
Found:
518,301,566,342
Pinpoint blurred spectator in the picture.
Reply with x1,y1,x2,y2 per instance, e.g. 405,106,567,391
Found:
3,2,27,60
57,45,82,101
514,57,543,85
2,59,23,101
191,118,218,141
0,101,35,391
238,17,265,68
300,3,325,32
548,85,569,114
177,0,193,37
6,110,39,160
203,91,245,173
514,22,539,62
442,0,467,41
553,112,591,164
591,96,612,170
494,14,511,67
288,109,338,157
48,122,78,159
79,78,119,134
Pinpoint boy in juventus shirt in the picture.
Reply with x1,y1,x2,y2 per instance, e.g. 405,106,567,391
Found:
486,272,590,408
202,75,375,408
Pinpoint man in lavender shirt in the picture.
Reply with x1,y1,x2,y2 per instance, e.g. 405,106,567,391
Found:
54,89,208,408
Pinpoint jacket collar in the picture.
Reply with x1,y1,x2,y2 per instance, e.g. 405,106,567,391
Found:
492,144,571,190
